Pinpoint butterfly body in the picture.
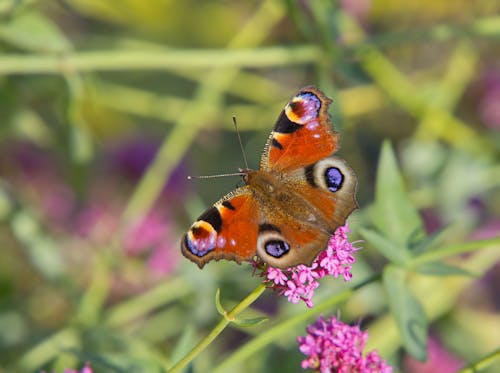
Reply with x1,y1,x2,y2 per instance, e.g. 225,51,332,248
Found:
182,87,358,269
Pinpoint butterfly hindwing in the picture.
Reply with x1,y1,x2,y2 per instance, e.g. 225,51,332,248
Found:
181,187,259,268
254,156,358,268
293,156,358,230
260,86,340,172
255,215,331,269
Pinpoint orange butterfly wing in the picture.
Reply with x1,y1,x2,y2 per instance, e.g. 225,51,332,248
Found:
181,187,258,268
260,86,340,172
182,86,358,269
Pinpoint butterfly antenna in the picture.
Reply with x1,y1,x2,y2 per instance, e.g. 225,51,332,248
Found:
233,115,249,170
187,171,246,180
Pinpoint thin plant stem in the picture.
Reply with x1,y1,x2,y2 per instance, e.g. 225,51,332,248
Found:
167,283,267,373
0,46,320,75
412,237,500,266
212,275,380,373
457,348,500,373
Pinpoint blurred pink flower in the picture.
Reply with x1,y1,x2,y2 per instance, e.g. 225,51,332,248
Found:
3,136,190,284
147,241,179,275
341,0,371,22
254,224,359,307
478,70,500,129
404,336,463,373
298,315,392,373
46,362,92,373
74,202,119,245
123,211,170,255
123,211,179,275
471,218,500,240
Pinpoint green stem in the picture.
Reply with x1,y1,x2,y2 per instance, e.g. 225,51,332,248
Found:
358,15,500,49
212,275,380,373
458,348,500,373
0,46,320,75
167,283,267,373
413,237,500,266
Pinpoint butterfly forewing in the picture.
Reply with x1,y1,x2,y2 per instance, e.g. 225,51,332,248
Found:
260,86,340,172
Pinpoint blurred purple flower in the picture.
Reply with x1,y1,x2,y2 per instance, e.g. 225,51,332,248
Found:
478,70,500,129
254,224,359,308
110,135,188,196
298,315,392,373
420,208,443,235
4,141,54,177
1,141,76,227
404,336,463,373
470,218,500,309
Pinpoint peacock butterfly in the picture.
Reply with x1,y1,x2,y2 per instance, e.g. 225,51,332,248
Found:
181,86,358,269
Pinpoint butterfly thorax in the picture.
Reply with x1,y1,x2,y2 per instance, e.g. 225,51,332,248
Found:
244,169,326,228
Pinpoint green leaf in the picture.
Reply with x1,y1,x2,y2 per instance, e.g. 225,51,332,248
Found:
383,265,428,361
415,261,474,277
170,325,196,365
233,316,268,327
0,183,13,221
373,141,424,247
215,288,226,316
359,228,411,265
411,225,450,255
0,11,71,52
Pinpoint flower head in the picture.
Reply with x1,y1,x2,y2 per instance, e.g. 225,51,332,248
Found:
298,315,392,373
254,224,359,307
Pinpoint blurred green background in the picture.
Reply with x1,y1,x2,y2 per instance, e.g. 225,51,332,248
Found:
0,0,499,372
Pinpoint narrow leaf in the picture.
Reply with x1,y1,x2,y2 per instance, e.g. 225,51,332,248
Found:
359,228,411,265
415,262,474,277
383,265,428,361
373,141,424,247
233,316,268,328
0,12,71,52
170,326,196,365
411,225,450,255
215,288,226,316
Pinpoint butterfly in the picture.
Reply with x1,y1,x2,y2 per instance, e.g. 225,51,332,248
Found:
181,86,358,269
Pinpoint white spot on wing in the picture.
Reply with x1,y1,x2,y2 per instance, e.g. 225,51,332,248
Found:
217,236,226,247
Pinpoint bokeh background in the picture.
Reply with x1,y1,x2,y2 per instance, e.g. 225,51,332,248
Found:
0,1,499,372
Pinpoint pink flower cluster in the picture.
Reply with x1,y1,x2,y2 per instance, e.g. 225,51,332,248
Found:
255,225,358,307
298,315,392,373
